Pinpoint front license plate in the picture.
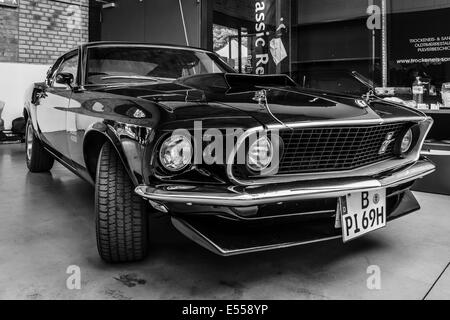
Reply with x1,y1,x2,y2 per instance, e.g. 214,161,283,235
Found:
339,189,387,242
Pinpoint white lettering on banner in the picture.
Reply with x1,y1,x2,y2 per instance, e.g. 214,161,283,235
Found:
256,54,269,67
254,1,269,74
255,37,265,48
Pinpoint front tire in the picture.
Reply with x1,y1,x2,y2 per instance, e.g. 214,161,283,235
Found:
95,142,149,263
25,118,54,172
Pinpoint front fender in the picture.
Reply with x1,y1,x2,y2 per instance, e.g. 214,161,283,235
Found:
84,122,153,186
23,83,41,133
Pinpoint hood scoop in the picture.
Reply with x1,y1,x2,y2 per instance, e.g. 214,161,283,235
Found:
175,73,299,127
177,73,297,95
224,73,297,94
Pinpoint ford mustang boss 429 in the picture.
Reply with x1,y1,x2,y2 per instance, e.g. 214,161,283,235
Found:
24,42,435,263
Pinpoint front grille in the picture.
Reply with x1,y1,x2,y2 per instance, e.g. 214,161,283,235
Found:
276,123,408,175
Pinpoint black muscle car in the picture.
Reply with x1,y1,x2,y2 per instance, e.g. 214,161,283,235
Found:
24,42,435,263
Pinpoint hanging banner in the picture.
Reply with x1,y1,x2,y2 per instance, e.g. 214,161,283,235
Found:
252,0,275,75
0,0,19,8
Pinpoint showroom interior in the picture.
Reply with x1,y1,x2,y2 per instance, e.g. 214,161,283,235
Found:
0,0,449,300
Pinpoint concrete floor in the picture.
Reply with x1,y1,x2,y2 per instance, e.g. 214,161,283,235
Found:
0,143,449,300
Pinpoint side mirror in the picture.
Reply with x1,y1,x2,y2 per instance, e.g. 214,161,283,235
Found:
55,72,74,88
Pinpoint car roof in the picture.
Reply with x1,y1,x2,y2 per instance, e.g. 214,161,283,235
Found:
81,41,212,54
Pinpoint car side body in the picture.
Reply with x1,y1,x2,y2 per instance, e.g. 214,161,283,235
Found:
24,42,435,262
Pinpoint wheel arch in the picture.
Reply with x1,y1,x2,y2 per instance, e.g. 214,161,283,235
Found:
23,108,29,122
83,130,109,182
83,123,145,187
23,88,40,135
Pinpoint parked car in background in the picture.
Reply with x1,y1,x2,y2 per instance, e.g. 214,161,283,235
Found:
24,42,435,263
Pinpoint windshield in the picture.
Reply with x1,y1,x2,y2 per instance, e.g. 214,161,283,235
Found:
85,46,234,85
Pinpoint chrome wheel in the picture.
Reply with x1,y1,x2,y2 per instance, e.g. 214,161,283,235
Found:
25,118,54,172
26,122,33,161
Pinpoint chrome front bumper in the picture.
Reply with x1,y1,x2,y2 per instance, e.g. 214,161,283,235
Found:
135,159,435,207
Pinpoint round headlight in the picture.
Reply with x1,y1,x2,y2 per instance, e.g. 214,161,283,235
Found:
247,136,274,172
400,129,413,153
159,135,192,172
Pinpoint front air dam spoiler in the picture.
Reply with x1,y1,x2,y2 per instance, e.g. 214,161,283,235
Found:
171,190,421,256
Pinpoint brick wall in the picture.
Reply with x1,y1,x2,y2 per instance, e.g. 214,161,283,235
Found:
18,0,89,64
0,6,19,62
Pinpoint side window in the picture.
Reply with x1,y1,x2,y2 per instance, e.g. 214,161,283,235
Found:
52,54,78,88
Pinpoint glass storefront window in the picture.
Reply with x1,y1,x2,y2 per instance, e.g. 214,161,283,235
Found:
211,0,379,95
212,0,292,75
213,24,238,71
291,0,381,95
210,0,450,110
387,1,450,109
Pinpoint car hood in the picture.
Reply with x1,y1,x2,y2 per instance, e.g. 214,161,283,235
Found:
93,73,425,128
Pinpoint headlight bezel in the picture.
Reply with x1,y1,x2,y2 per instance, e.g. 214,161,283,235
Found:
394,124,420,156
400,129,413,153
246,135,275,173
158,134,193,173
